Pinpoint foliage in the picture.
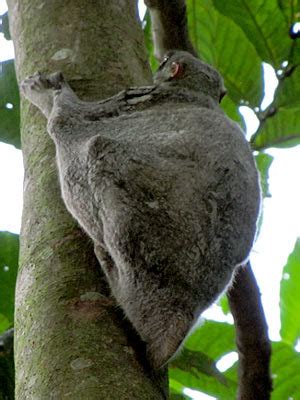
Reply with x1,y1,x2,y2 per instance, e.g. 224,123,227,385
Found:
0,60,20,148
255,152,273,198
170,321,238,398
0,12,10,40
0,232,19,334
0,0,299,399
0,231,17,399
186,0,300,151
0,329,14,400
280,239,300,345
0,12,20,148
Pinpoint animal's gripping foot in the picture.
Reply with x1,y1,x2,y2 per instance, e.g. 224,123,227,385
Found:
21,71,65,117
21,71,65,94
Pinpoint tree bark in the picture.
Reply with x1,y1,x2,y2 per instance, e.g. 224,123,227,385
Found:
227,264,272,400
144,0,197,60
7,0,167,398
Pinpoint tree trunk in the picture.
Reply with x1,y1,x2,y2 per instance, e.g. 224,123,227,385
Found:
7,0,167,398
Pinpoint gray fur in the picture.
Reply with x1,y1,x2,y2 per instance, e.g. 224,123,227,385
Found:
21,51,260,369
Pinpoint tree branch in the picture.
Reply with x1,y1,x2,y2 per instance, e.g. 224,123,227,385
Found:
144,0,197,60
227,264,272,399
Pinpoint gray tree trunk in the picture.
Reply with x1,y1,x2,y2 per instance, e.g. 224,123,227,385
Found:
6,0,167,398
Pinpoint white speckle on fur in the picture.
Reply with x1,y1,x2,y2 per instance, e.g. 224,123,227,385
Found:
145,200,159,209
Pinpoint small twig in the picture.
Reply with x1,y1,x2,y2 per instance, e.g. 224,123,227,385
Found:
250,63,299,147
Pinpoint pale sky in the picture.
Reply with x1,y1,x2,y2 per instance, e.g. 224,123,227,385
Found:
1,2,300,399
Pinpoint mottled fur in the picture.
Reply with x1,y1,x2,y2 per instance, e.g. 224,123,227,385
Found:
21,51,260,368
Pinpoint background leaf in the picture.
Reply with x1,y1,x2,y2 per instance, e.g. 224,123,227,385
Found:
219,294,230,315
187,0,263,107
277,0,300,26
280,239,300,345
271,341,300,399
0,12,10,40
0,315,10,333
171,348,227,383
0,231,19,332
255,152,273,198
185,321,236,357
0,60,20,148
169,378,187,397
220,95,243,125
170,367,237,400
252,107,300,150
143,13,159,72
169,322,237,399
169,394,189,400
275,66,300,110
212,0,298,67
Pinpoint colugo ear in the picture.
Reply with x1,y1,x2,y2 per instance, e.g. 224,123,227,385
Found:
170,62,184,79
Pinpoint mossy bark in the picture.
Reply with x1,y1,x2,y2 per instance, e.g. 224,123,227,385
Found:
7,0,167,398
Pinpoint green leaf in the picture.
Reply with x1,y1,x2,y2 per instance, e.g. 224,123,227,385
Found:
0,314,10,334
212,0,295,67
280,239,300,344
277,0,300,64
252,66,300,150
252,107,300,150
220,95,243,125
275,66,300,110
272,341,300,399
185,320,236,359
169,378,185,394
253,151,273,236
169,395,189,400
143,12,159,72
219,294,230,315
171,348,227,384
277,0,300,26
169,366,237,400
187,0,263,107
169,322,237,399
0,12,11,40
0,232,19,326
0,60,20,148
169,378,186,396
255,152,273,198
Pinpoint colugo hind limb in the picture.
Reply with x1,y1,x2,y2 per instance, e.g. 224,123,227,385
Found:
21,51,261,369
